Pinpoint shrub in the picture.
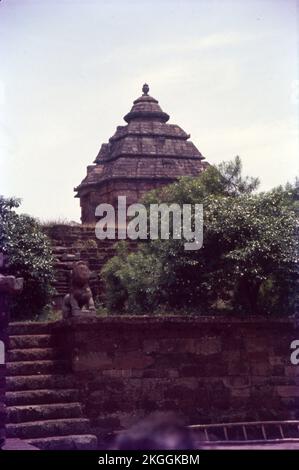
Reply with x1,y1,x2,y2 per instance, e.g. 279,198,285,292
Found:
102,242,164,313
0,196,55,320
101,158,298,316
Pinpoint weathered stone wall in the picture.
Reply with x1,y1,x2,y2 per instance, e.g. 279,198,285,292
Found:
58,316,299,440
0,268,23,448
0,312,7,448
44,225,135,307
79,179,172,224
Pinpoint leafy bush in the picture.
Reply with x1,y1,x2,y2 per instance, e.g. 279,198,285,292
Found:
0,196,55,320
101,158,298,316
102,242,164,313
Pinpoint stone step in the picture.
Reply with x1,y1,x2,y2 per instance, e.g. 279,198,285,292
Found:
7,360,68,376
52,246,72,252
6,389,80,406
7,348,63,362
8,322,58,336
26,434,98,450
7,374,77,392
7,418,91,439
9,335,54,349
7,403,82,423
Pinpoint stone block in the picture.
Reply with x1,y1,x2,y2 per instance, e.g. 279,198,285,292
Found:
276,386,299,398
194,336,222,355
113,352,155,369
285,365,299,377
73,351,113,372
250,362,271,376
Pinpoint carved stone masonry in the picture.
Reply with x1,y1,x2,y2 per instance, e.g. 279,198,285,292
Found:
62,260,96,319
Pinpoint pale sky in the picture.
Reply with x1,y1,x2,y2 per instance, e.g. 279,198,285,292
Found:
0,0,298,222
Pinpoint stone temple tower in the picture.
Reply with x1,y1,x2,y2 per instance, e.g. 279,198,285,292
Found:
75,84,208,223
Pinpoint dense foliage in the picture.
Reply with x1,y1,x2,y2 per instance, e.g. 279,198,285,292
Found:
102,158,298,316
0,196,55,319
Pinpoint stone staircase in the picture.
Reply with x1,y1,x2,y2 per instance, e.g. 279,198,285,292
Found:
6,322,97,450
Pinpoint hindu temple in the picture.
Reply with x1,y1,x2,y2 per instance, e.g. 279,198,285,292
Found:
75,84,208,223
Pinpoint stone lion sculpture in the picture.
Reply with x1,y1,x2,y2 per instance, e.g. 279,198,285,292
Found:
62,260,96,318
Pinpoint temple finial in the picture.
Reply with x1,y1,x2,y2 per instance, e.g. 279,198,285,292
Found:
142,83,149,96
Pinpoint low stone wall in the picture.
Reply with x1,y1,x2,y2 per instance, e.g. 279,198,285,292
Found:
58,316,299,439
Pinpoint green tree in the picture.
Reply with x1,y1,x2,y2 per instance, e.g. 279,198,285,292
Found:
102,158,297,316
0,196,55,319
